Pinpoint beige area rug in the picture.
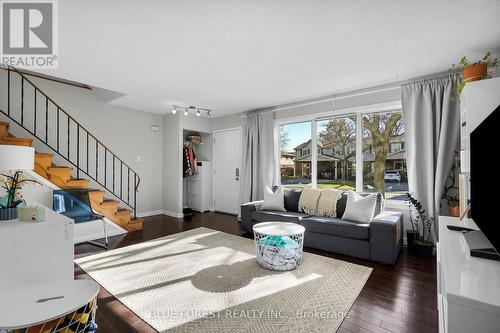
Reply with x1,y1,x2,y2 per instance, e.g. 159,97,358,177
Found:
75,227,372,332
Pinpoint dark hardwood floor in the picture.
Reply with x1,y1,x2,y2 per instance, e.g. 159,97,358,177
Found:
74,212,438,333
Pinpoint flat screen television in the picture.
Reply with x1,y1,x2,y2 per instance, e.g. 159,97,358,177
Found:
470,103,500,255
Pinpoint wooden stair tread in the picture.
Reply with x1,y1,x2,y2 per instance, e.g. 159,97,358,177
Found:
48,166,72,170
35,152,54,157
100,199,119,206
0,136,33,146
64,179,89,187
129,218,143,225
115,209,132,216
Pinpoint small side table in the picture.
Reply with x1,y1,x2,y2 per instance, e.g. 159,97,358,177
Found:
253,222,305,271
0,280,100,332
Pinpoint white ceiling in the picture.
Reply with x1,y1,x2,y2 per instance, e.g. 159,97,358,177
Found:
40,0,500,117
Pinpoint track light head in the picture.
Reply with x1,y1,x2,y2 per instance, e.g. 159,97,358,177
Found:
184,108,189,116
171,107,177,114
196,109,201,117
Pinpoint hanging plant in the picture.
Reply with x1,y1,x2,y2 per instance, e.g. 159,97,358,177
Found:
452,51,498,101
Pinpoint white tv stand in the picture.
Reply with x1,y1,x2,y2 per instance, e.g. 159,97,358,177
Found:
437,216,500,333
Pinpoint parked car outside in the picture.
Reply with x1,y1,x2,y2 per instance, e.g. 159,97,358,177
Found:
385,170,402,182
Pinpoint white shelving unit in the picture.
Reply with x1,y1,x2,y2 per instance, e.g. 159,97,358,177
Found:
187,161,212,212
0,206,100,331
437,216,500,333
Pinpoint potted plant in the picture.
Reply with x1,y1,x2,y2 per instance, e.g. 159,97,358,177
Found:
452,51,498,100
405,194,419,254
0,171,40,220
441,150,460,217
406,193,434,259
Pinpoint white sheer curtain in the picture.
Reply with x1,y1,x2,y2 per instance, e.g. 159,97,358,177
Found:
402,74,460,242
239,112,275,209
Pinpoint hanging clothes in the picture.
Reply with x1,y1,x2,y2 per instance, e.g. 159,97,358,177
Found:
183,145,199,177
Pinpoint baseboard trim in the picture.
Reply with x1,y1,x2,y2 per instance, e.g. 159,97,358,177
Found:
137,210,185,219
137,210,165,218
163,210,184,219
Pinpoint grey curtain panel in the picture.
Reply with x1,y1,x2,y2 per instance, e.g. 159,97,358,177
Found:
402,74,460,242
239,112,275,209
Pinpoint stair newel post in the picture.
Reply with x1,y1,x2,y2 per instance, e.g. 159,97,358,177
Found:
112,156,115,194
7,67,10,116
120,161,123,199
67,115,70,159
77,124,80,179
104,148,107,188
20,77,24,125
56,107,59,152
86,132,89,174
95,139,98,181
134,172,137,219
34,90,37,136
45,97,48,144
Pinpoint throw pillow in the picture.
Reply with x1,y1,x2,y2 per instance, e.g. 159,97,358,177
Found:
261,186,286,211
298,188,322,215
342,191,379,223
284,188,302,212
316,189,342,217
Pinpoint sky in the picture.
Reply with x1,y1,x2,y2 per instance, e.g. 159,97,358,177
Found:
280,121,330,151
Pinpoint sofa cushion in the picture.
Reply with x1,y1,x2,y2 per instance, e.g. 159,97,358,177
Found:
252,210,311,224
284,188,302,212
301,216,370,240
336,192,383,218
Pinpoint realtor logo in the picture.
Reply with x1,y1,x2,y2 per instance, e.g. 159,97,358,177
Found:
1,0,58,68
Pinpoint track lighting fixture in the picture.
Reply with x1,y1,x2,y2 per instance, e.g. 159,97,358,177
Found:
170,104,213,118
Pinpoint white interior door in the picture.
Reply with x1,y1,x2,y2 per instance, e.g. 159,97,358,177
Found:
213,128,241,215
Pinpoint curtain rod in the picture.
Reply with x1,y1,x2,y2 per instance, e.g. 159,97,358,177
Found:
242,68,460,117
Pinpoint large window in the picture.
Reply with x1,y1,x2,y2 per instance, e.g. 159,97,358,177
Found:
280,121,312,188
277,108,407,200
316,115,356,190
362,111,407,200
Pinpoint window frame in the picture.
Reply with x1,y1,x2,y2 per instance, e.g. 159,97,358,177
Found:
274,100,403,201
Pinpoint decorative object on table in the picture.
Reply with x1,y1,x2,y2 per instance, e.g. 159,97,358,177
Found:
17,205,46,222
441,150,460,217
0,145,36,221
406,193,434,258
452,51,498,101
253,222,305,271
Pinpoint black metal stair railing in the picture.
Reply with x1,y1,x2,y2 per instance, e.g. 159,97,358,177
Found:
0,65,140,219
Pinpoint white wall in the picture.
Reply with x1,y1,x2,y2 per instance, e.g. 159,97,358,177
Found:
162,113,182,217
0,70,164,215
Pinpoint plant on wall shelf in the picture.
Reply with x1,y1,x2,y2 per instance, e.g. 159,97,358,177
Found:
406,193,434,258
0,171,41,220
452,51,498,101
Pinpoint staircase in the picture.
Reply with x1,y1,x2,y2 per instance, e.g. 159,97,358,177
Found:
0,66,142,231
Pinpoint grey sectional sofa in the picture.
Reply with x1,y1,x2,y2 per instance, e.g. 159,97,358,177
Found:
240,189,403,265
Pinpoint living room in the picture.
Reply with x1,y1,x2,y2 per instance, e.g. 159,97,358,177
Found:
1,1,500,333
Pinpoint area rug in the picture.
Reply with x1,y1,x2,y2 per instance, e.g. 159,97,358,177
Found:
75,227,372,332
